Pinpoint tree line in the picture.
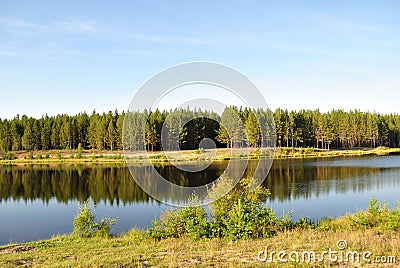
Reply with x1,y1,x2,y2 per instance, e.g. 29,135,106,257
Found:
1,108,400,153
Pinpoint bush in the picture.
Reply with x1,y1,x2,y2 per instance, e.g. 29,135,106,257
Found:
147,195,210,240
208,176,278,239
45,154,50,159
73,201,118,238
305,147,314,154
77,143,83,152
262,148,272,156
349,197,386,228
346,198,400,232
35,154,42,159
2,152,16,160
148,176,284,240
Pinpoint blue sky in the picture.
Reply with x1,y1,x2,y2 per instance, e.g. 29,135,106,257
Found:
0,0,399,118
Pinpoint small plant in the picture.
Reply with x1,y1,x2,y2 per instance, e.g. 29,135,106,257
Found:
73,200,118,238
2,152,16,160
349,197,386,228
57,151,62,160
76,152,83,159
295,216,315,229
45,154,50,159
77,143,83,153
305,147,314,154
35,154,42,159
262,148,272,156
73,201,96,238
28,151,34,159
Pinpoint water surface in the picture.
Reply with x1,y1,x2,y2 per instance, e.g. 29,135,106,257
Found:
1,155,399,244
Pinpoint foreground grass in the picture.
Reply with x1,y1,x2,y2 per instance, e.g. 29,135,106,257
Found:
2,196,400,267
0,228,399,267
1,146,400,165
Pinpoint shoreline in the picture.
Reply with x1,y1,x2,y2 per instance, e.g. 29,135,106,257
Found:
1,147,400,165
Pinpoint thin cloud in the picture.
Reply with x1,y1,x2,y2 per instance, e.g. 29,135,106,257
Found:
0,18,45,29
53,20,103,33
110,30,206,45
0,17,206,45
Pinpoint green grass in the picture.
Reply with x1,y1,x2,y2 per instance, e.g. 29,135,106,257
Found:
0,227,398,267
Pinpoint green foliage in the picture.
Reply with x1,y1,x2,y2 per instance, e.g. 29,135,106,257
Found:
73,201,118,238
349,197,386,228
208,176,279,239
147,195,210,240
316,198,400,232
148,176,289,240
2,152,16,160
35,154,42,159
77,142,83,152
2,108,400,152
57,151,62,159
295,216,315,229
96,217,119,238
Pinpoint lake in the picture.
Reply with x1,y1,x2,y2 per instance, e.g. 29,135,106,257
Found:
1,155,400,244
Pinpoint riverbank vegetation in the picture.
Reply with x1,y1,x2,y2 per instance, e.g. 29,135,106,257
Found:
1,177,399,267
1,146,400,164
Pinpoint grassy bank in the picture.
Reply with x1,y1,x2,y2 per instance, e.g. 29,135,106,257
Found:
1,146,400,165
1,212,399,267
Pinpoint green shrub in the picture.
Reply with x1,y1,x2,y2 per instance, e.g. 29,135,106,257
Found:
148,195,210,240
384,202,400,231
95,217,119,238
45,154,50,159
77,143,83,153
73,201,96,237
76,152,83,159
344,197,400,232
2,152,16,160
305,147,314,154
208,176,279,239
35,154,42,159
73,201,118,238
349,198,386,228
28,152,34,159
295,216,315,229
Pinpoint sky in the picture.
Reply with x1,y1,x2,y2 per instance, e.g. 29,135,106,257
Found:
0,0,399,119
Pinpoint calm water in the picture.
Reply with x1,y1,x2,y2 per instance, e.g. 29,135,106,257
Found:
1,155,400,244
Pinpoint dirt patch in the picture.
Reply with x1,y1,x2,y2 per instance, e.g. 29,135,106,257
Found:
0,245,35,254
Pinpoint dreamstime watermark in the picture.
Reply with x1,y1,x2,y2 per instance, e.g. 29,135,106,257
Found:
257,240,397,264
122,62,276,206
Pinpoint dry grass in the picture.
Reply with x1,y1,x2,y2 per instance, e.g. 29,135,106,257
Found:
2,147,400,165
0,228,399,267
